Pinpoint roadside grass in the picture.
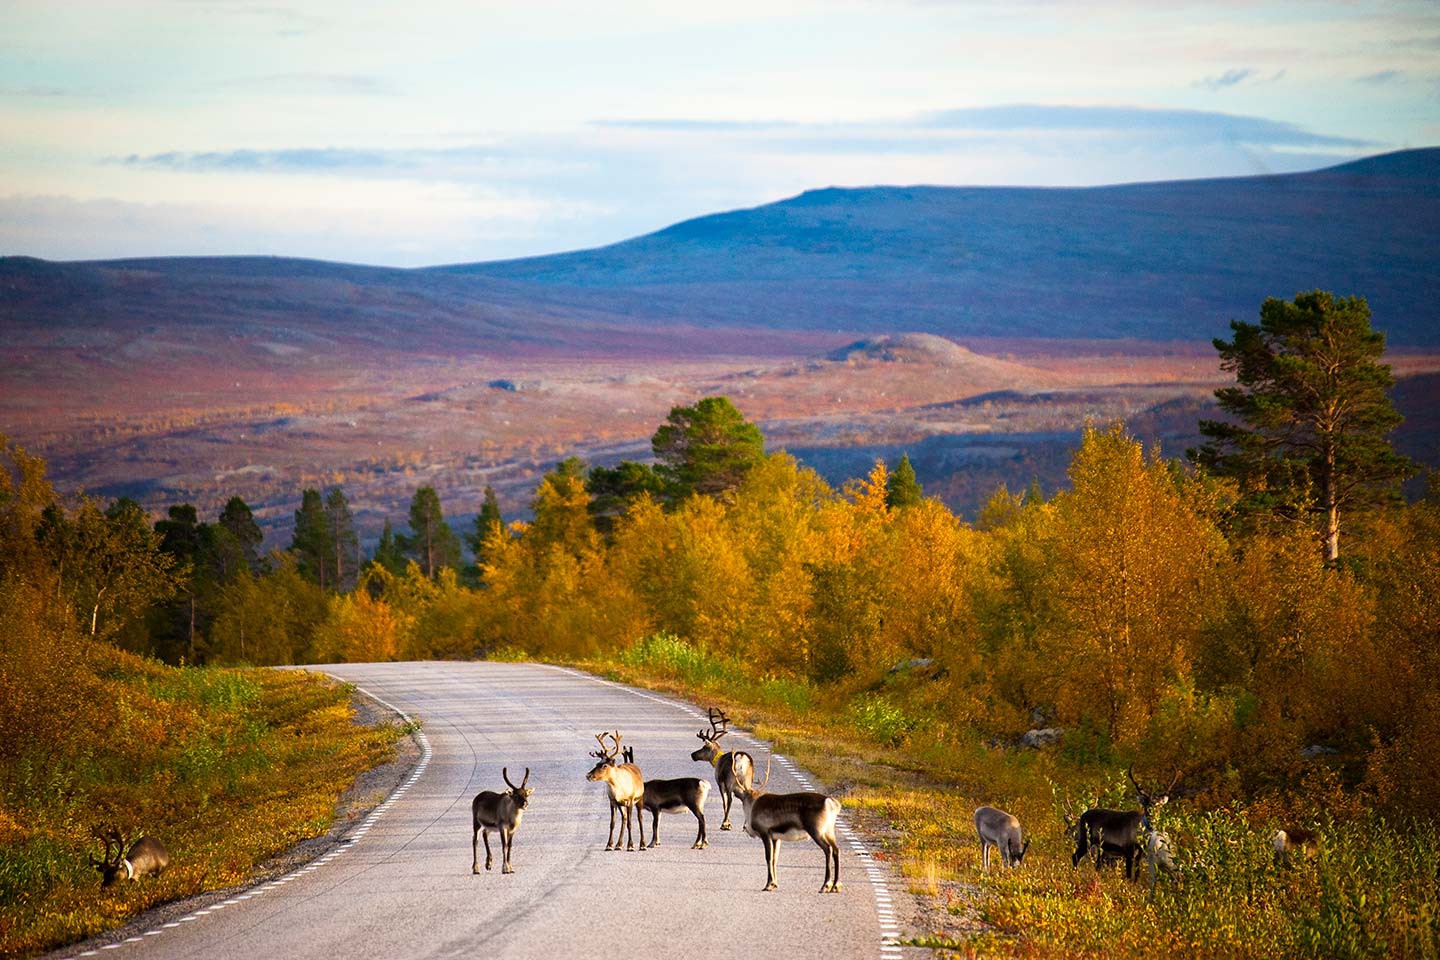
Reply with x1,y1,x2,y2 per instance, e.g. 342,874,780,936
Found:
0,647,401,959
588,635,1440,959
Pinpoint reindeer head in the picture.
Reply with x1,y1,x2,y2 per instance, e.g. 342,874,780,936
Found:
586,732,621,781
90,826,129,887
690,707,730,763
1011,837,1033,866
1128,766,1181,826
502,767,532,809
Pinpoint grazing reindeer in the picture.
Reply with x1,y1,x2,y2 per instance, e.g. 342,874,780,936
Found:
471,767,532,874
586,731,646,851
974,805,1030,870
1273,827,1318,867
640,777,711,849
91,827,169,887
690,707,754,831
734,754,842,893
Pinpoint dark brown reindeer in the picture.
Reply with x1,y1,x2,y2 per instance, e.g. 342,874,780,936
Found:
91,827,169,887
1067,767,1179,880
471,767,532,874
640,776,711,849
690,707,754,831
734,754,842,893
586,731,646,851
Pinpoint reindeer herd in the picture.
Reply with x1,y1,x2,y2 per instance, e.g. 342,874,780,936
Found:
471,708,846,892
89,707,1320,904
469,706,1323,901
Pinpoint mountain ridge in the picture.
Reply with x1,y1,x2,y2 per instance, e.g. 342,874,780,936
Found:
3,147,1437,345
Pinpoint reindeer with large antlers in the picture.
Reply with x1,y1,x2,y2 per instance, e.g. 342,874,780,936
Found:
690,707,754,831
472,767,532,874
734,754,843,893
91,826,169,887
586,731,646,851
1066,767,1179,881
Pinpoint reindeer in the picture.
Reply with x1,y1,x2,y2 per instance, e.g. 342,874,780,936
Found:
91,827,169,887
974,805,1030,870
586,731,646,851
690,707,754,831
1273,826,1318,867
734,754,842,893
1145,828,1177,899
1066,767,1178,881
640,777,711,849
471,767,532,874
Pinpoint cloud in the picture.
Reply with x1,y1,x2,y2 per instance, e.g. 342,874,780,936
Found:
207,73,395,96
1197,68,1257,90
603,104,1375,150
1356,70,1404,85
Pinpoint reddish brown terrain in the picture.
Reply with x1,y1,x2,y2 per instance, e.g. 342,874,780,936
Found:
5,322,1437,547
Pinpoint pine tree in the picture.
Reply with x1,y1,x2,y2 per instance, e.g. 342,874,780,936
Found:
885,453,923,509
291,488,334,589
324,487,360,592
218,495,263,570
652,396,765,503
1190,290,1415,561
587,461,663,534
401,486,462,578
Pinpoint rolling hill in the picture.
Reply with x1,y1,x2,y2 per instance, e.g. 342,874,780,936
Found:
2,148,1437,349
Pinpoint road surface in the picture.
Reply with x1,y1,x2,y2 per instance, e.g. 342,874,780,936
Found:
53,662,912,960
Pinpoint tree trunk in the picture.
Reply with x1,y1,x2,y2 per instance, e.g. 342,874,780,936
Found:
1321,442,1340,563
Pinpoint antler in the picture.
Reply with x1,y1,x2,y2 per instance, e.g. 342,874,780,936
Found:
610,731,624,759
503,766,516,790
592,732,617,760
754,752,772,792
91,825,125,867
520,767,530,789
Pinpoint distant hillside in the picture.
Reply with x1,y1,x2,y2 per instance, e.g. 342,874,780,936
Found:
3,148,1438,347
436,148,1440,344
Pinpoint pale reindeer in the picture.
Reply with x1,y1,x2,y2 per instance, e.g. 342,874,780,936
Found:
974,805,1030,870
1273,826,1318,867
91,827,169,887
734,754,842,892
690,707,754,831
471,767,532,874
586,731,646,851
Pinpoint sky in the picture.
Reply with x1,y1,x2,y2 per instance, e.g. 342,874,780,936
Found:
1,0,1437,267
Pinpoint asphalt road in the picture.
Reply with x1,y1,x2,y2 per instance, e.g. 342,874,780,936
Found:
55,662,910,960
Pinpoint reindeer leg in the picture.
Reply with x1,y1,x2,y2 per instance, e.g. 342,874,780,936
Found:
635,800,647,850
720,788,733,830
502,827,514,874
649,807,660,848
831,838,842,892
472,825,481,874
606,800,618,851
692,802,706,849
483,828,493,871
624,801,635,851
761,835,778,891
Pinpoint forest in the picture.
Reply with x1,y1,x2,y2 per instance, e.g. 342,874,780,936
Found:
3,292,1437,956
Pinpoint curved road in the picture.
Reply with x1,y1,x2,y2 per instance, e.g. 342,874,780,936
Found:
56,662,911,960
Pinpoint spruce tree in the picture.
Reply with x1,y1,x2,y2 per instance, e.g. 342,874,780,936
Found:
372,519,407,575
1190,290,1415,561
466,486,505,565
885,453,923,509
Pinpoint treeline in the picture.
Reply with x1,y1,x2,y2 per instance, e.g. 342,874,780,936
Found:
4,291,1436,818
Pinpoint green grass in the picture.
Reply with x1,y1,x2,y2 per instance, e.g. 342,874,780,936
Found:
0,649,402,958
